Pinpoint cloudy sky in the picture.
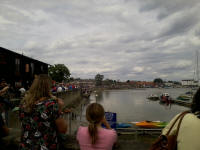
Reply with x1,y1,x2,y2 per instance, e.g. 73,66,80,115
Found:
1,0,200,81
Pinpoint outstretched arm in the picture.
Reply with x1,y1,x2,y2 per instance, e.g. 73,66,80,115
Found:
101,117,111,129
0,86,9,96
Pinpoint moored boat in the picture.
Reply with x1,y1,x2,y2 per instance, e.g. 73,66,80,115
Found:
160,93,171,103
116,123,133,128
147,94,159,100
177,94,192,101
185,91,194,95
131,121,167,128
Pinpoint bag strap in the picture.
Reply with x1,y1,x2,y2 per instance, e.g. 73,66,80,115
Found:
175,111,189,138
166,111,190,136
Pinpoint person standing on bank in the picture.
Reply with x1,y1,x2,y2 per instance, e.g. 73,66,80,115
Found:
162,88,200,150
19,74,67,150
77,103,117,150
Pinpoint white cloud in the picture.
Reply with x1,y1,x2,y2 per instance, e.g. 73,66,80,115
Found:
176,60,192,68
0,0,200,81
0,16,15,24
133,67,144,73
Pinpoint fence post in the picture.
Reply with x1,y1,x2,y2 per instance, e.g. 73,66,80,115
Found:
69,112,72,135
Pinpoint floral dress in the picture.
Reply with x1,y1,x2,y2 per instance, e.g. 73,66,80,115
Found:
19,99,60,150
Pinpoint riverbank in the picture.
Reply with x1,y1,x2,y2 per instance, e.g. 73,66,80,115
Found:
93,86,186,91
2,88,190,150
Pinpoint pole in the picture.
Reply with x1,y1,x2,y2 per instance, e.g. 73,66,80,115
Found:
197,51,199,86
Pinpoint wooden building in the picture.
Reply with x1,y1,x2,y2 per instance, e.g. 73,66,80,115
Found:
0,47,48,89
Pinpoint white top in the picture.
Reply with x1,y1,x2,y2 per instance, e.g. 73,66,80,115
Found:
162,93,169,96
19,88,26,94
162,113,200,150
57,87,62,93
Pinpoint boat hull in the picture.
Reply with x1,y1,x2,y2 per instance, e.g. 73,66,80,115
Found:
133,121,167,128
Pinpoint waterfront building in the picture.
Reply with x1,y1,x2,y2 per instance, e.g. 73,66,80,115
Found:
0,47,48,89
129,81,155,88
181,79,198,87
73,79,95,89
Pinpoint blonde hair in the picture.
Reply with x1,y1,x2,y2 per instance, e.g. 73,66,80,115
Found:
86,103,104,144
22,74,52,112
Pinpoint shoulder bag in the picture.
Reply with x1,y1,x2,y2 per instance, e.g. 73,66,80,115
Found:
149,111,190,150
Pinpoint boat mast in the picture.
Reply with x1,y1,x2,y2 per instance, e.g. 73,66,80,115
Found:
195,50,199,86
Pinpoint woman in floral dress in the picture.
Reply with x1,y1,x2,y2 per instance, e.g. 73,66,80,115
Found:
19,74,67,150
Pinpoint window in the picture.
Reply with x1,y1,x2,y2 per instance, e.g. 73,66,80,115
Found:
25,64,29,72
31,63,34,74
15,58,20,73
41,65,43,72
0,54,6,64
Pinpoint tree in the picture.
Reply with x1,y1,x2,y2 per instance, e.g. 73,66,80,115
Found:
48,64,70,82
69,77,74,82
95,74,104,86
153,78,163,84
103,79,114,85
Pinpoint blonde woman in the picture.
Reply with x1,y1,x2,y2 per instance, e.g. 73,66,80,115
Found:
77,103,117,150
19,74,67,150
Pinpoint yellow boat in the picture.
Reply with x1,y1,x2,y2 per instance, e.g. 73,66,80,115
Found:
132,121,167,128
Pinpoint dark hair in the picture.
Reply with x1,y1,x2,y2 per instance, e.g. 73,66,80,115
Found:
0,79,6,83
86,103,105,144
191,88,200,113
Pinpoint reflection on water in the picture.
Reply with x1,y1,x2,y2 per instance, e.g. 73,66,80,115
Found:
83,88,191,123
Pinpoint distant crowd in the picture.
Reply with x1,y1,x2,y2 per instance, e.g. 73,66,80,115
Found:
51,83,79,93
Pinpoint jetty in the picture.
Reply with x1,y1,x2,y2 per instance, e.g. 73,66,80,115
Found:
116,128,162,135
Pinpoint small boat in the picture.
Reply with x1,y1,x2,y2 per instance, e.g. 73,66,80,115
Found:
161,93,170,97
185,91,193,95
160,93,171,103
177,95,192,101
116,123,133,128
131,121,167,128
147,94,159,100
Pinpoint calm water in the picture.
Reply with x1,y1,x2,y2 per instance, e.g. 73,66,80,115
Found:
83,88,192,123
9,88,192,129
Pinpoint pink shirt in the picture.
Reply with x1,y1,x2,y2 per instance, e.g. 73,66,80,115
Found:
77,126,117,150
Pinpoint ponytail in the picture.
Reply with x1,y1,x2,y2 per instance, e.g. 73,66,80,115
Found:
86,103,105,145
88,122,98,144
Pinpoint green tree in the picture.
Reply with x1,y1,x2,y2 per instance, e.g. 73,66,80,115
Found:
103,79,114,85
153,78,163,84
69,77,74,82
95,74,104,86
48,64,70,82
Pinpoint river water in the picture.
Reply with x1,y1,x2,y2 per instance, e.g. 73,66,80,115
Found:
6,88,194,150
8,88,192,129
81,88,192,123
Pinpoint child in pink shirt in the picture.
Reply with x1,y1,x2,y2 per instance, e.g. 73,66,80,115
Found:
76,103,117,150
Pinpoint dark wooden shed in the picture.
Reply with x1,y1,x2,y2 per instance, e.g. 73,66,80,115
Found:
0,47,48,89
